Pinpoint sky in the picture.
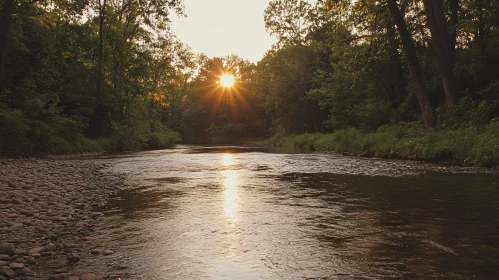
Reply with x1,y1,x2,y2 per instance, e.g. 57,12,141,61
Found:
170,0,277,63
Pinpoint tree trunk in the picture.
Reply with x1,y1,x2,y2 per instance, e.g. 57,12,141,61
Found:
0,0,14,93
449,0,459,52
93,0,108,137
386,0,435,128
423,0,457,117
98,0,107,98
386,16,406,107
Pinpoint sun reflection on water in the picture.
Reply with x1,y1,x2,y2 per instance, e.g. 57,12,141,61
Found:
221,169,238,221
221,153,235,166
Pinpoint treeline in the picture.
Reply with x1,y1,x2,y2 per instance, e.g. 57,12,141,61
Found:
1,0,499,164
256,0,499,133
0,0,264,154
254,0,499,166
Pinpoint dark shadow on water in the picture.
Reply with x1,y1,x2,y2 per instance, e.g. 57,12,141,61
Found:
105,186,182,219
274,171,499,279
144,177,184,183
186,145,312,154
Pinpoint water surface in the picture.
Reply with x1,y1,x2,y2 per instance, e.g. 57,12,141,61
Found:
81,145,499,279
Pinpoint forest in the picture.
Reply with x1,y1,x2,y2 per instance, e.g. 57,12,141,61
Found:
0,0,498,166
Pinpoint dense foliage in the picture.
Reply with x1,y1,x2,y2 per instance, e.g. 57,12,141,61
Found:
1,0,498,166
256,0,499,134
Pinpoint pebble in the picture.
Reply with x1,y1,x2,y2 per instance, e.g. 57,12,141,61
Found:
0,255,11,261
1,157,123,278
24,267,36,276
0,267,16,278
0,243,14,254
80,273,99,280
102,250,114,255
13,248,26,255
27,247,45,255
9,262,24,269
67,253,80,263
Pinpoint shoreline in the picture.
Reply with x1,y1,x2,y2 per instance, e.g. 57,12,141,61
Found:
262,125,499,170
0,156,125,280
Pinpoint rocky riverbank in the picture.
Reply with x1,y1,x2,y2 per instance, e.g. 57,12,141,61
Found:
0,156,125,280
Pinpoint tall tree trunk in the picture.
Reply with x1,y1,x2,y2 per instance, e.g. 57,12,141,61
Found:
449,0,459,52
0,0,14,93
386,16,406,107
94,0,108,136
423,0,457,117
98,0,107,98
387,0,435,128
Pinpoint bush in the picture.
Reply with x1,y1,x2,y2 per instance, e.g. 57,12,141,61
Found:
268,121,499,167
144,130,181,150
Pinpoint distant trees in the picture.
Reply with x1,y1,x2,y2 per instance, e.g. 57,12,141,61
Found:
1,0,499,154
182,55,263,143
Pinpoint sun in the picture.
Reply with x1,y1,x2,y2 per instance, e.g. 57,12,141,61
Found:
220,74,235,87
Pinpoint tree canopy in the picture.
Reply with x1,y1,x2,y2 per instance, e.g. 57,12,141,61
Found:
1,0,498,154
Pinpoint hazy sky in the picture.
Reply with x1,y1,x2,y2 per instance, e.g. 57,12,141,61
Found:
171,0,277,63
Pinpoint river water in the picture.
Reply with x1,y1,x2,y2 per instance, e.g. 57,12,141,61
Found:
80,145,499,279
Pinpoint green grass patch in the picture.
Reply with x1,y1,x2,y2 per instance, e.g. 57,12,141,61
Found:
268,121,499,167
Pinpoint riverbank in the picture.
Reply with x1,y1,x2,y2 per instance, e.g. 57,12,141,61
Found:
266,122,499,168
0,156,125,280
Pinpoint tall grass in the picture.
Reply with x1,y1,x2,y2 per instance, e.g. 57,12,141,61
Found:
268,121,499,167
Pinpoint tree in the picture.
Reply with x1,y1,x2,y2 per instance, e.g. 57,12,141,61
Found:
423,0,457,117
264,0,315,46
0,0,14,92
387,0,435,127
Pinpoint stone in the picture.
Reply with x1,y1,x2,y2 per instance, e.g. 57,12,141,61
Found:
67,253,80,263
0,261,6,267
14,268,25,276
80,273,98,280
10,223,23,229
20,218,32,225
0,255,12,261
68,276,80,280
102,250,114,255
24,267,35,277
48,274,68,280
0,267,16,278
49,234,58,241
25,256,36,264
9,263,24,269
31,253,41,258
13,248,26,255
0,244,14,254
27,247,45,255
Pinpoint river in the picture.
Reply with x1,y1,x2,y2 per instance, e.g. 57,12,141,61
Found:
76,145,499,279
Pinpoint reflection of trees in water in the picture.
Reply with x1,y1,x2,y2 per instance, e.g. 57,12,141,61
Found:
280,172,499,279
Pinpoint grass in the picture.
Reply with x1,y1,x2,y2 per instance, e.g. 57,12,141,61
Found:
267,121,499,168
